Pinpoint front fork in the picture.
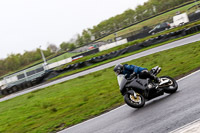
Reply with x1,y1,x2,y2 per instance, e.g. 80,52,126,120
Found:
127,90,138,99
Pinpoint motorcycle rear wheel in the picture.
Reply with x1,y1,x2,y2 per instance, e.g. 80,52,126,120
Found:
160,76,178,94
124,92,145,108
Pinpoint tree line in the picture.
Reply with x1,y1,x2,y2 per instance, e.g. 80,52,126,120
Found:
0,0,194,77
0,48,53,77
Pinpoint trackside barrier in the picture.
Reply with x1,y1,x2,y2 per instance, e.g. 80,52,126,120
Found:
72,48,99,59
7,76,18,84
99,39,128,51
0,81,3,86
3,76,18,85
46,57,72,70
0,80,5,88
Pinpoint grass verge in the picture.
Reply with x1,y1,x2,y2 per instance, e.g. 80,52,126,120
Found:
1,41,200,133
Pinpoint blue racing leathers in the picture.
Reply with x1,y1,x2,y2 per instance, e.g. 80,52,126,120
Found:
122,64,147,79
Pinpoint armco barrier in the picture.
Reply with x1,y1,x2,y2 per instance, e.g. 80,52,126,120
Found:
127,29,150,42
99,39,128,51
46,57,72,70
72,48,99,59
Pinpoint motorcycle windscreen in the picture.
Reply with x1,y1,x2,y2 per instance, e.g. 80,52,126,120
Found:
117,74,127,91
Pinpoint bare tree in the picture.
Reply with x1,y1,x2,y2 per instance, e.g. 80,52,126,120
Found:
47,44,59,53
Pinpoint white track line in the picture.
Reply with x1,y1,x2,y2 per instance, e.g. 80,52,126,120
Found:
177,69,200,82
169,118,200,133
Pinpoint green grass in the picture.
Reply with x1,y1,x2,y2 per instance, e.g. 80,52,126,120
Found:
1,41,200,133
98,1,200,41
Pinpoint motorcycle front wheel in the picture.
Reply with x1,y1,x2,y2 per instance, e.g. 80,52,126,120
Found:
159,76,178,94
124,92,145,108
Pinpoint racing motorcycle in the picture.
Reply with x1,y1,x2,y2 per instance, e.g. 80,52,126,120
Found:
117,66,178,108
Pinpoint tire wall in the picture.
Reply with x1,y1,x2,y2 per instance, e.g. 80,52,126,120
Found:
188,12,200,22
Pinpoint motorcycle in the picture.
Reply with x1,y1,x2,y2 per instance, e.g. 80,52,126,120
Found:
117,66,178,108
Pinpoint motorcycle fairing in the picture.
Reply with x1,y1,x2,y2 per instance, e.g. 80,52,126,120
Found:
117,74,127,95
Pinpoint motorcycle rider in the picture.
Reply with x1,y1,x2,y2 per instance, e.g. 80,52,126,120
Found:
113,64,160,83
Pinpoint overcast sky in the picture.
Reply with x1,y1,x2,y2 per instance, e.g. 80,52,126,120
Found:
0,0,148,59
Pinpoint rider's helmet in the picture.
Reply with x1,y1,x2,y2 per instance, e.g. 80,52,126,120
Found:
113,64,123,75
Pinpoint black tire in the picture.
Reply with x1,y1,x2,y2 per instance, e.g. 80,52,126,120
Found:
11,86,19,92
8,88,14,94
26,81,33,88
160,76,178,94
124,92,145,108
1,89,8,95
22,82,28,89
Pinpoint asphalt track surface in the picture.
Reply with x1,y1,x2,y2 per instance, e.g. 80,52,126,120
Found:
0,33,200,103
59,70,200,133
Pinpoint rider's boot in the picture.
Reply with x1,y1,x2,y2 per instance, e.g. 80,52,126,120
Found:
154,76,162,92
154,77,161,83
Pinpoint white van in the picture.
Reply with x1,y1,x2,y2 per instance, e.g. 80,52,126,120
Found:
172,13,189,27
